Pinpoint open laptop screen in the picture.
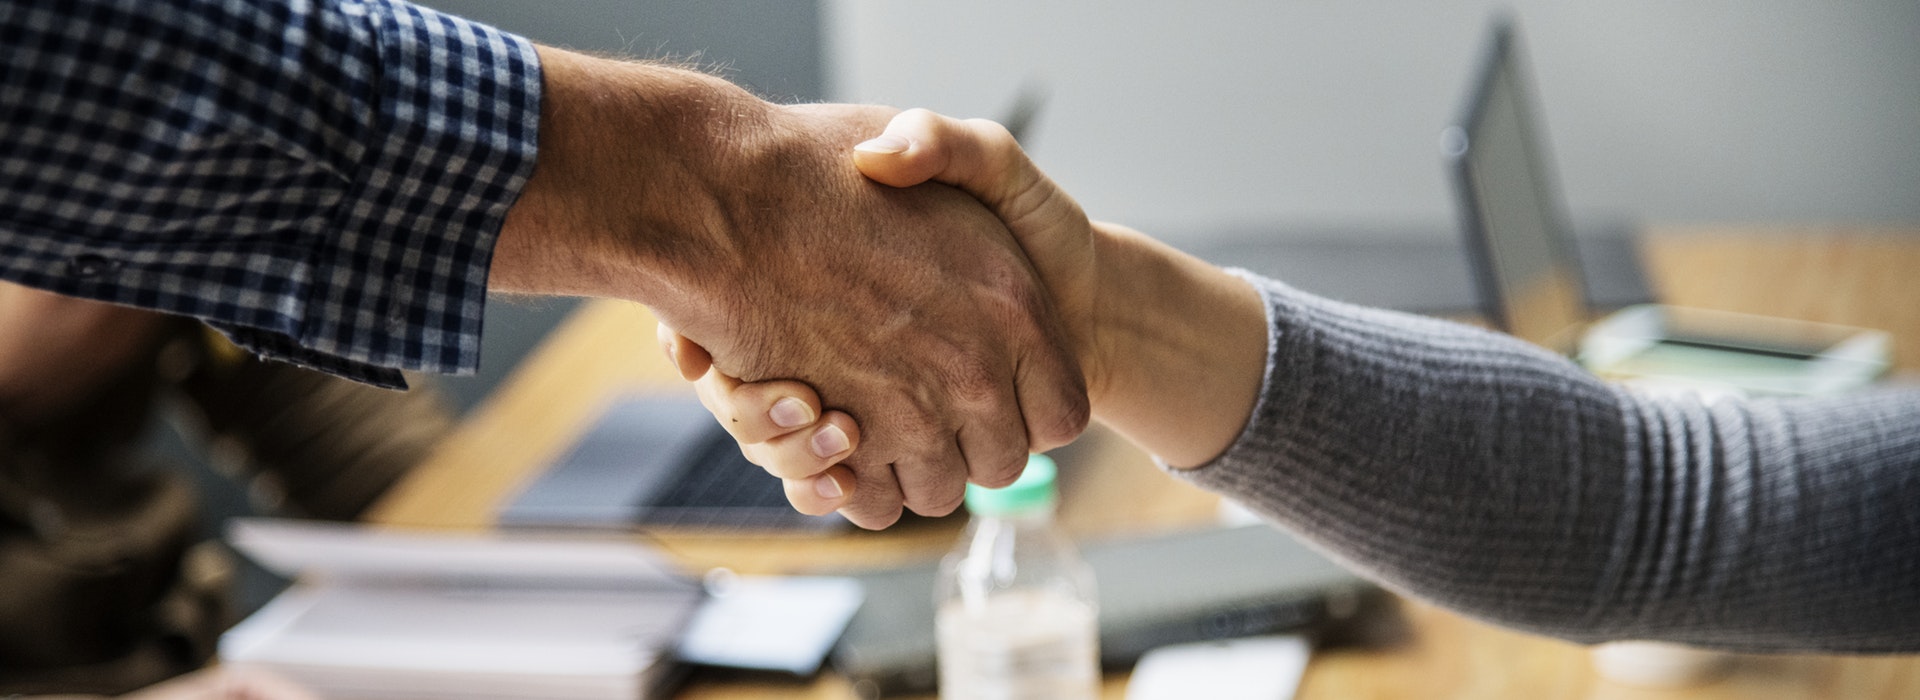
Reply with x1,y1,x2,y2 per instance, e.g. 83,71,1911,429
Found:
1445,20,1588,350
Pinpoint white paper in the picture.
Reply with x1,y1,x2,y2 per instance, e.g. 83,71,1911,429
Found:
674,574,865,674
220,519,702,700
229,518,691,589
1126,635,1310,700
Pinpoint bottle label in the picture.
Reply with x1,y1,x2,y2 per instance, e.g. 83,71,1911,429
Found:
936,591,1099,700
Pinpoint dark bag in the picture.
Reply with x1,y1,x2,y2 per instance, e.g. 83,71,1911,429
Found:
0,321,451,694
0,348,225,695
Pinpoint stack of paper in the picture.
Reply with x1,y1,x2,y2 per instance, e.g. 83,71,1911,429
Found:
219,519,702,700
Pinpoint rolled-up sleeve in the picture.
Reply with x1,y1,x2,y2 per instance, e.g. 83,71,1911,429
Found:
0,0,541,388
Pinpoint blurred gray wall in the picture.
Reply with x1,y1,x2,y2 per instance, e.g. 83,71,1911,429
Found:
422,0,823,101
824,1,1920,246
402,0,1920,401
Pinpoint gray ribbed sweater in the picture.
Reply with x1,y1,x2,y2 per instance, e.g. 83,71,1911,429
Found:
1178,274,1920,652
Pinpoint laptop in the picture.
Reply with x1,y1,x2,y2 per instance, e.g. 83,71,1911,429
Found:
498,395,845,532
1443,18,1888,395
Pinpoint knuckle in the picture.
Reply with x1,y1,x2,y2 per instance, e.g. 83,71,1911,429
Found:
722,410,771,444
898,107,942,134
974,450,1026,489
786,428,844,475
1031,390,1092,450
787,498,831,517
726,397,776,441
963,117,1016,146
900,450,970,516
784,485,835,516
940,350,1003,407
870,401,935,451
850,505,903,531
1004,173,1069,231
907,483,967,517
762,451,823,481
980,268,1046,320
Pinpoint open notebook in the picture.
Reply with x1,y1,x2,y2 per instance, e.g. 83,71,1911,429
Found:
219,519,701,700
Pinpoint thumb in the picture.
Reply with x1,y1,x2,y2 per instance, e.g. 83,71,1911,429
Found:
851,130,944,188
853,108,1056,217
852,108,1089,259
654,321,713,382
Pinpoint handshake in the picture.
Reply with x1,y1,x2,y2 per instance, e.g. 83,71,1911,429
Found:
659,108,1107,530
500,50,1268,529
656,105,1271,529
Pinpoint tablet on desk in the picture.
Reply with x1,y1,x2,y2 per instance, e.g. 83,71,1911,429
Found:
830,525,1387,698
1579,305,1889,396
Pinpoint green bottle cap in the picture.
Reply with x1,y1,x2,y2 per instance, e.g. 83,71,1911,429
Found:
964,454,1058,516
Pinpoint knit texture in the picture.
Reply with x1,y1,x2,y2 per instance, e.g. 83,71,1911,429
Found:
1177,273,1920,652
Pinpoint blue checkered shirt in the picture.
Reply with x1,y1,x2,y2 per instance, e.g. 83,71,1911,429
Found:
0,0,541,389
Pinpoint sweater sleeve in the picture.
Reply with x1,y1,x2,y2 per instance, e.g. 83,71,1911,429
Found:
1173,272,1920,652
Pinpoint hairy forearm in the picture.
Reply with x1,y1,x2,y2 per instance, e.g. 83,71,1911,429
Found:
1085,223,1268,467
492,46,772,304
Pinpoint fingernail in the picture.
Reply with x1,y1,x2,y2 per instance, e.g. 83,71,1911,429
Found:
854,134,909,155
814,474,844,500
811,424,850,458
770,397,813,428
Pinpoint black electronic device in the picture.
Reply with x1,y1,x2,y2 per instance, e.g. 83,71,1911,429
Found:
1442,18,1888,394
499,396,844,532
1444,16,1590,351
829,525,1388,698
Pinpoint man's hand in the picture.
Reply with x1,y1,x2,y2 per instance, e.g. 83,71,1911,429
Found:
665,107,1271,510
491,49,1089,528
659,107,1112,513
849,110,1107,390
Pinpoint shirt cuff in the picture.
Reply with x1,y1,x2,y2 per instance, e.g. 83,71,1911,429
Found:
284,0,541,384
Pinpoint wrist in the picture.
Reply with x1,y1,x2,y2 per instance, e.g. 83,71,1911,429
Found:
1086,223,1267,467
493,46,777,304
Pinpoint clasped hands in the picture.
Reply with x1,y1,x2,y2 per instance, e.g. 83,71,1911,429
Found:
502,52,1262,529
660,109,1115,528
658,108,1108,528
626,92,1264,529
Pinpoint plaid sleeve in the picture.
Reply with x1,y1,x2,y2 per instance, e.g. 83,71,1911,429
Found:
0,0,541,389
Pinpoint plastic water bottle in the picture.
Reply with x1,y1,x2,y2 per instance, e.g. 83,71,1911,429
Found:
935,454,1100,700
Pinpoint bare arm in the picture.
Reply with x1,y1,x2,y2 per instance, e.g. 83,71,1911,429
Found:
0,0,1087,529
1074,222,1266,467
496,54,1088,527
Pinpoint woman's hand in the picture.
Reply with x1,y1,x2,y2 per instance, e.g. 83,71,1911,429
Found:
657,323,860,515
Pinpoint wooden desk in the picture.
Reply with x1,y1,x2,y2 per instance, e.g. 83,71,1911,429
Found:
368,225,1920,699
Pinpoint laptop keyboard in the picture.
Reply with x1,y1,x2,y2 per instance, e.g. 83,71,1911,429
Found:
640,431,843,531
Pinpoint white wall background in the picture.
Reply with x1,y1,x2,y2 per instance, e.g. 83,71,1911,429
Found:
824,1,1920,246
